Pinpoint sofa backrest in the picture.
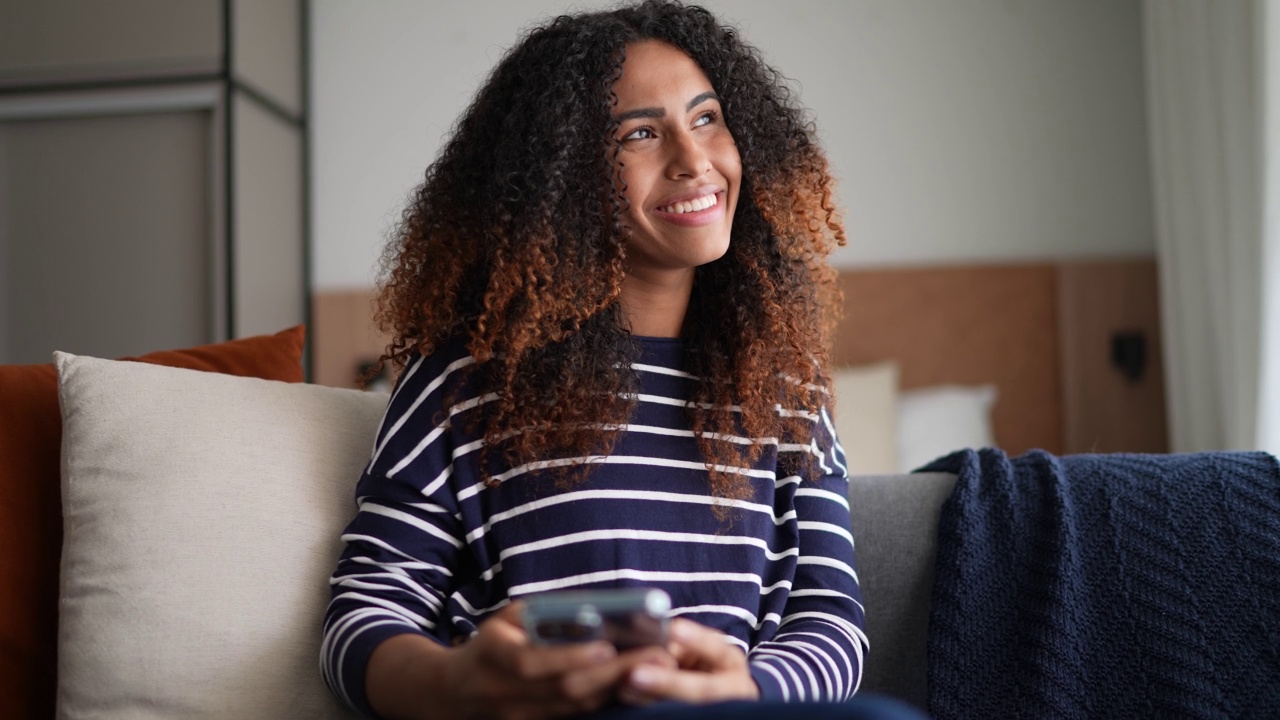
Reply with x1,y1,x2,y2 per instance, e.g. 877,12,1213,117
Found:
848,471,957,711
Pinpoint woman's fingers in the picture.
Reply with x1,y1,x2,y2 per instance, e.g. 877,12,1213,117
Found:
486,644,663,716
488,634,617,682
476,603,618,681
666,618,745,670
625,664,716,703
617,620,760,704
622,662,759,704
466,606,722,716
559,645,674,700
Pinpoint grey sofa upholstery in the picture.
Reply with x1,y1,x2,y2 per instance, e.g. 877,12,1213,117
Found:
847,472,957,711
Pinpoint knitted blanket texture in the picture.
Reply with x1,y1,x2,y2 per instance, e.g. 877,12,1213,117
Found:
922,449,1280,720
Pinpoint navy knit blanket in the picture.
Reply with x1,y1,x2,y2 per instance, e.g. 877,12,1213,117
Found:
922,449,1280,720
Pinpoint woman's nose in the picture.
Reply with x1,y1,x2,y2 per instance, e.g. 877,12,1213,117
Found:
665,131,712,179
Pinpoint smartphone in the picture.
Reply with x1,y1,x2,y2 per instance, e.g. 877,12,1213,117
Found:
522,587,671,651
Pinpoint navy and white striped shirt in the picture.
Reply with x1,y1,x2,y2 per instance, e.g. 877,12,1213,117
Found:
322,336,867,715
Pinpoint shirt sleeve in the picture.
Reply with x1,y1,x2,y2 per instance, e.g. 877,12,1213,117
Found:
321,351,472,716
748,406,868,702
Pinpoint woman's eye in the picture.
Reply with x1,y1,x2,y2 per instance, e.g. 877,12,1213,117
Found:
622,127,656,141
693,110,720,128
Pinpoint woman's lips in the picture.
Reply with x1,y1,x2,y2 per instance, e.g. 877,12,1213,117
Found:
651,191,726,227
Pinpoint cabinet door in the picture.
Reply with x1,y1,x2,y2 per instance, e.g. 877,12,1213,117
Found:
0,110,214,363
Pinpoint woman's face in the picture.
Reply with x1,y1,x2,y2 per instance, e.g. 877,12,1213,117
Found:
611,40,742,281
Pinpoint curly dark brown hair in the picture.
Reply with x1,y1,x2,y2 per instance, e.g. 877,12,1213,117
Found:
374,0,846,499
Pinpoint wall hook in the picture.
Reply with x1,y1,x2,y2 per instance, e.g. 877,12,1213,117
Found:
1110,331,1146,382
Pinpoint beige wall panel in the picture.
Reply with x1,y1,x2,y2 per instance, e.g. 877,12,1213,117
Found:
0,0,221,86
232,0,302,115
232,94,304,339
1,111,213,363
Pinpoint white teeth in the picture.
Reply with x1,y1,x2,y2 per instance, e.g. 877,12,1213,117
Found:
661,193,717,214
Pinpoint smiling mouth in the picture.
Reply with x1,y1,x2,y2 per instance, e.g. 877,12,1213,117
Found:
657,192,718,215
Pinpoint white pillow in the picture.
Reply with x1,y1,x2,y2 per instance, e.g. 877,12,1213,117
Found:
55,352,385,720
830,362,900,475
896,384,997,472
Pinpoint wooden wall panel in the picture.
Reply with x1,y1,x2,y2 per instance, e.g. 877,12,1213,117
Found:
311,289,386,389
833,265,1065,456
312,259,1169,457
1056,259,1168,453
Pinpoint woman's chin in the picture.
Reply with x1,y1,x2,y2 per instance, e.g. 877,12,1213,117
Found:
695,239,733,267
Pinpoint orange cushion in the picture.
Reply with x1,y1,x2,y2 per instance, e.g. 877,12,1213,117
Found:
0,326,306,720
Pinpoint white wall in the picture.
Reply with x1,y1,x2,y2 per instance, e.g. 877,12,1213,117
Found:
311,0,1153,290
0,126,8,359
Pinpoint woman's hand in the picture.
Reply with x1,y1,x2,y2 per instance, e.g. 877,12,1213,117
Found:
618,618,760,705
367,602,674,720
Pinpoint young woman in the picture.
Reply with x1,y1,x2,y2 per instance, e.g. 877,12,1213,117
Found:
322,3,915,719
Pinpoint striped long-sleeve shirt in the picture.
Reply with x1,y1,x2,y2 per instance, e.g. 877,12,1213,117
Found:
322,336,867,715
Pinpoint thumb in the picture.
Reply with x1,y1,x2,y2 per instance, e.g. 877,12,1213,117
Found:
474,600,528,647
490,600,526,628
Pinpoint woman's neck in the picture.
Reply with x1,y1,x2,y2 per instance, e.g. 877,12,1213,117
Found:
619,269,694,338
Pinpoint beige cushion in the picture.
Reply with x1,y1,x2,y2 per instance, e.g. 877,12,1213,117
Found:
830,362,900,475
897,384,997,472
55,352,386,719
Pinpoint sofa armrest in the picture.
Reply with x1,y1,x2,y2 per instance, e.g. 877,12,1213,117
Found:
848,472,956,710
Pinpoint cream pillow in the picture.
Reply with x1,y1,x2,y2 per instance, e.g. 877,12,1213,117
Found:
896,384,997,472
830,362,900,475
55,352,386,720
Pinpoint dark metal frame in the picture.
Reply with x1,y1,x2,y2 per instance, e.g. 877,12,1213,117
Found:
0,0,312,377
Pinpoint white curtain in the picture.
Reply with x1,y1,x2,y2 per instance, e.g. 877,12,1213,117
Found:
1261,1,1280,452
1144,0,1279,453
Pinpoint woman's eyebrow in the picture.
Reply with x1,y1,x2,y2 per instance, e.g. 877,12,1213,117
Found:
615,106,664,122
685,91,719,110
613,91,720,122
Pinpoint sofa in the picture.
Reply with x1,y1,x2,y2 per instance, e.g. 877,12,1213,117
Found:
1,327,958,719
20,331,1277,719
848,472,954,711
